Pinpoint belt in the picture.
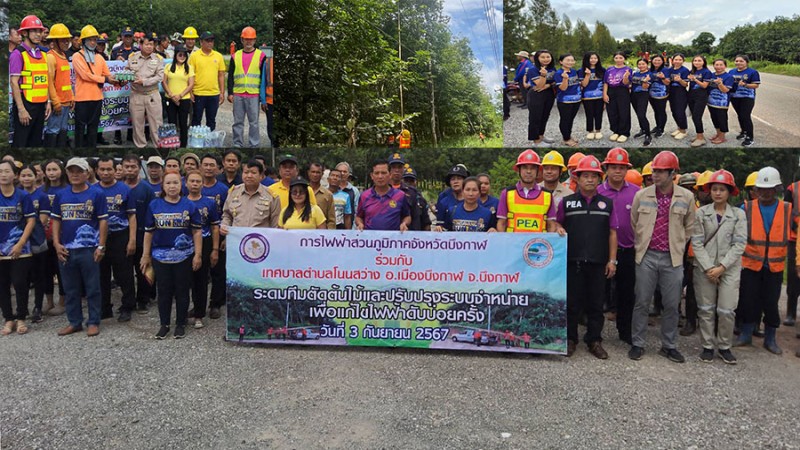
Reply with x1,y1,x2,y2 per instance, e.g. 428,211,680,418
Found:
131,88,158,95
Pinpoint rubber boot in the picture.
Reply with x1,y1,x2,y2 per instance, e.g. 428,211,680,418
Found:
43,133,58,148
734,323,754,347
763,326,783,355
56,130,69,148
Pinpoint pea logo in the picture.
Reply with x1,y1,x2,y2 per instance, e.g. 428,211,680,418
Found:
240,233,269,263
523,238,554,268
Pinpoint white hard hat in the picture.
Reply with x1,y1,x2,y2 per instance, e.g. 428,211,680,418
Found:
755,166,782,189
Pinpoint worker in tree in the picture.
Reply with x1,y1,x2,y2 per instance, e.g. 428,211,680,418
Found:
398,129,411,149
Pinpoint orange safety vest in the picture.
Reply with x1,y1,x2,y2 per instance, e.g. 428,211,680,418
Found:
50,52,74,104
264,56,273,104
19,49,49,103
399,136,411,148
790,181,800,241
505,187,551,233
742,199,791,272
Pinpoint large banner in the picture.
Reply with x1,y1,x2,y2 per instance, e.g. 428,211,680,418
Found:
226,228,567,355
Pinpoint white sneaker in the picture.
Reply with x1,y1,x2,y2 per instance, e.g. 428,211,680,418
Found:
594,131,603,140
616,135,628,143
674,131,687,140
609,133,619,142
194,318,204,329
671,129,681,137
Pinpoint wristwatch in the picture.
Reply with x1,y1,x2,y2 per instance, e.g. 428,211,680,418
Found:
97,245,106,252
609,259,618,265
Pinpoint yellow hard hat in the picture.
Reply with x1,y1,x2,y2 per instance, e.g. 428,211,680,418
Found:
80,25,99,40
695,170,715,189
47,23,71,40
745,171,758,188
642,161,653,177
541,151,567,172
183,26,199,39
401,130,410,138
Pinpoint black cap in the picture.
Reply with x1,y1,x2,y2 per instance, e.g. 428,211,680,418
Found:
278,154,298,166
173,45,188,55
402,166,417,180
445,165,469,183
146,31,159,41
289,177,310,188
387,152,405,166
121,26,134,37
200,31,215,40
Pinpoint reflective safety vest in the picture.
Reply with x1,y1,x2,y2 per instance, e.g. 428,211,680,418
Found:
399,136,411,149
790,181,800,241
263,56,273,104
742,199,791,272
505,187,551,232
19,49,49,103
50,52,74,104
233,49,263,95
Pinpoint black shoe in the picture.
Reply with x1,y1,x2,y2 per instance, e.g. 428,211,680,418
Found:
658,347,686,363
209,308,221,319
718,348,737,365
735,131,746,140
628,346,645,360
634,130,647,138
741,137,754,147
679,321,697,336
753,326,765,338
699,348,714,363
101,309,114,320
653,128,664,138
136,303,149,315
174,325,186,339
784,317,796,327
118,310,132,322
155,326,170,340
643,134,652,146
113,138,122,145
32,307,43,323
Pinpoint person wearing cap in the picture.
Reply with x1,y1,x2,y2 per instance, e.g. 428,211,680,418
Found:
228,27,265,147
306,162,336,230
629,151,696,363
181,153,201,176
182,26,199,55
199,154,230,320
43,24,74,148
126,32,165,148
597,148,640,344
144,156,165,196
496,150,561,234
735,167,790,356
556,155,617,359
539,151,573,216
112,27,139,61
641,161,654,187
356,159,411,231
10,15,51,148
513,50,532,108
95,34,109,60
402,166,432,231
120,154,155,313
783,175,800,327
65,31,82,60
435,165,469,228
564,152,584,192
328,167,353,230
278,177,328,230
188,31,226,131
50,158,109,337
690,170,747,364
268,155,318,212
169,32,183,55
334,162,360,229
387,154,425,231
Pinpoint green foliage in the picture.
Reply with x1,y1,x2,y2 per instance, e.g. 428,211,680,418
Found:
691,32,716,55
748,62,800,77
717,15,800,64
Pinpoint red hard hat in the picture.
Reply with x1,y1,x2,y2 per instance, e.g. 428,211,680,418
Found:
704,169,739,196
574,155,604,175
602,147,632,168
651,151,680,171
19,15,45,32
567,152,585,169
625,169,643,187
514,149,541,171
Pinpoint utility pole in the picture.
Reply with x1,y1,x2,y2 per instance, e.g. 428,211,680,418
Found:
429,57,437,147
397,1,404,131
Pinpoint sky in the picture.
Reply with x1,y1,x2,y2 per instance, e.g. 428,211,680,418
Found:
551,0,800,45
443,0,503,96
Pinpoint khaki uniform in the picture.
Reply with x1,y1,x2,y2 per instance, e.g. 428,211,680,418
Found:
222,184,281,228
127,52,165,148
539,181,573,215
313,185,336,230
690,204,747,350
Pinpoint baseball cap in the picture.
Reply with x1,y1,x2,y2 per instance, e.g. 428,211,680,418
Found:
121,26,134,37
146,156,164,166
387,153,405,166
65,157,90,172
200,31,215,40
278,154,298,165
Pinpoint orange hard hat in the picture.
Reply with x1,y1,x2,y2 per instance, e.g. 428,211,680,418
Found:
602,147,632,168
574,155,604,175
514,149,541,171
625,169,643,187
704,169,739,196
19,15,45,32
651,151,680,171
567,152,585,169
241,26,257,39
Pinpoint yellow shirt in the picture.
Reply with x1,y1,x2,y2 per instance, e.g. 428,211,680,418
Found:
268,182,317,211
165,63,195,100
279,205,326,229
188,50,226,96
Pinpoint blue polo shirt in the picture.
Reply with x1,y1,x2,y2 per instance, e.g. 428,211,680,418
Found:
98,181,135,233
631,70,653,93
201,180,229,217
581,67,604,99
689,67,713,90
0,188,36,257
667,66,690,88
128,181,155,247
145,179,162,197
649,67,670,99
554,68,582,103
729,67,761,99
25,188,46,249
50,185,108,249
188,195,220,238
144,197,202,263
708,72,735,108
480,195,500,216
444,203,496,232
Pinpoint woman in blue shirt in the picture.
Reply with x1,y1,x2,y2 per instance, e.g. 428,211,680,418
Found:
141,170,202,340
184,170,220,329
687,55,713,147
630,58,653,146
554,53,582,147
580,52,605,140
667,53,690,140
648,55,670,138
707,59,735,144
441,177,496,232
18,164,48,323
602,51,632,143
523,50,556,146
729,54,761,147
36,159,67,316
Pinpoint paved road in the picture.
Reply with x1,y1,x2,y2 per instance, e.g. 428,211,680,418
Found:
504,71,799,149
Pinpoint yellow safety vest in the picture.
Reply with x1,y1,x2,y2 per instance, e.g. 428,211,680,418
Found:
233,49,263,95
505,187,551,232
19,49,49,103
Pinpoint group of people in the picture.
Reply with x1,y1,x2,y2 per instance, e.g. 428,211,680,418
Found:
9,15,274,150
509,50,761,148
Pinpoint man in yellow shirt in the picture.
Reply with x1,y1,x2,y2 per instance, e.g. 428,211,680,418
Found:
188,31,226,131
267,155,317,212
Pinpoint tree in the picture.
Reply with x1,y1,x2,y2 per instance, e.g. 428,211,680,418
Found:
573,20,593,57
633,32,658,54
691,32,716,55
591,21,617,56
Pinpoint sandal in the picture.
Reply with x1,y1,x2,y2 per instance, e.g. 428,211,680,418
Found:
16,320,29,335
1,321,15,336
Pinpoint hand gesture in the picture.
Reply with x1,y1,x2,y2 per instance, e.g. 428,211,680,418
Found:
539,67,547,76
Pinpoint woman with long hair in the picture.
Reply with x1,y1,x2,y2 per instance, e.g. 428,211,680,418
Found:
162,46,195,148
648,55,670,138
580,52,605,140
667,53,690,140
687,55,713,147
729,54,761,147
602,51,632,143
279,177,327,230
630,58,653,146
36,159,67,316
554,53,582,147
707,59,735,144
523,50,556,146
17,164,48,323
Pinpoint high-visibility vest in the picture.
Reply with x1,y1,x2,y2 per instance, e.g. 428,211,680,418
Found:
742,199,791,272
399,136,411,148
49,52,74,104
233,49,263,95
505,187,551,233
19,49,49,103
263,56,273,104
790,181,800,241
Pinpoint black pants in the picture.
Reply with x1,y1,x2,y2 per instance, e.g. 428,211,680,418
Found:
583,99,603,131
74,100,103,148
649,97,668,131
266,103,275,147
731,97,755,138
567,261,606,344
153,258,192,327
520,85,529,107
133,246,154,307
31,250,48,310
631,91,651,134
556,102,580,140
787,242,799,319
191,236,213,318
100,230,136,314
209,247,226,309
606,86,631,137
527,88,555,140
688,89,708,134
167,98,192,148
739,267,782,328
609,247,635,342
503,88,510,118
668,86,688,129
11,98,46,147
709,106,729,132
0,258,33,321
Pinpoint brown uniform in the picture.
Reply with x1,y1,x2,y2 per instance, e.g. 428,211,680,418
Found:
126,51,164,147
222,184,281,228
312,185,336,230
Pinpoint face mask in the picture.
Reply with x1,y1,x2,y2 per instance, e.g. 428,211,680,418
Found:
85,43,97,51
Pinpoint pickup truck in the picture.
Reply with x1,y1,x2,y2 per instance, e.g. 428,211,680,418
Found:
452,329,497,345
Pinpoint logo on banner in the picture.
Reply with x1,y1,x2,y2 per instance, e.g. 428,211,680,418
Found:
239,233,270,263
523,238,554,268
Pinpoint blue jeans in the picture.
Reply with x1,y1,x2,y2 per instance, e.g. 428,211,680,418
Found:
44,105,72,135
60,247,101,327
192,95,220,131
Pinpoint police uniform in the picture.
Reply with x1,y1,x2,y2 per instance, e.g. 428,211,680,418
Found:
127,50,165,147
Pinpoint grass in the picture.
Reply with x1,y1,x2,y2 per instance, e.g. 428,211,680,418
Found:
748,61,800,77
438,135,504,148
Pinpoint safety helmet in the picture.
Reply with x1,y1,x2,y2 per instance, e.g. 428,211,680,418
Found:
755,167,782,189
19,15,45,32
694,170,714,190
602,147,632,168
541,151,566,172
567,152,585,170
401,129,411,138
744,171,758,188
625,169,643,187
47,23,71,40
182,26,199,39
241,26,257,39
641,162,653,177
574,155,604,175
704,169,739,196
678,173,697,187
651,151,680,171
514,149,541,171
80,25,100,40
